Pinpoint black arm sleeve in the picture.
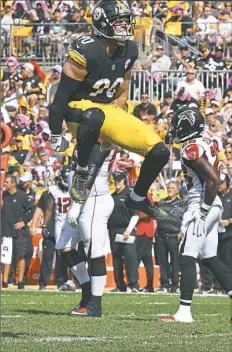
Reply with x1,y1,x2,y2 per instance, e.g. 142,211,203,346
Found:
49,72,82,135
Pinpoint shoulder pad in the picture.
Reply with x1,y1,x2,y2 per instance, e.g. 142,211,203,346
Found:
182,142,204,161
68,36,96,68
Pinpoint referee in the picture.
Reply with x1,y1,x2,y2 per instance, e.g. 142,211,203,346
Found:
1,174,33,289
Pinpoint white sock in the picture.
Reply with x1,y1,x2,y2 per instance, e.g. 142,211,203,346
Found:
175,302,192,316
70,262,90,285
76,164,88,172
130,190,145,202
91,276,106,296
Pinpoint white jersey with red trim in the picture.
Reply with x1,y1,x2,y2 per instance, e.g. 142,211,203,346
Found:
89,149,115,197
180,137,222,208
49,185,72,223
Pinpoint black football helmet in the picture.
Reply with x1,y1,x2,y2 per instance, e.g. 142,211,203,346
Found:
57,166,70,192
92,0,135,42
168,107,205,143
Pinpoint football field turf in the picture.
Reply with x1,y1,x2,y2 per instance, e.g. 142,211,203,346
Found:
1,291,232,352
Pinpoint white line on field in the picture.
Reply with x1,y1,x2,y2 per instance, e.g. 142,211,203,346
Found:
34,336,124,343
2,315,24,318
148,302,167,305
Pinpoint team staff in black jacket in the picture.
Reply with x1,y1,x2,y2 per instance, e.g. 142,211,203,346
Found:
156,182,182,293
108,173,139,293
1,174,33,289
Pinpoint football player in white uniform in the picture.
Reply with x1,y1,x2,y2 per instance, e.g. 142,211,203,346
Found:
47,167,75,291
43,167,75,290
160,107,232,323
56,143,114,317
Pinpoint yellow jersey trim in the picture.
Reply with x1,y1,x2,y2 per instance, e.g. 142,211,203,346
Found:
69,49,87,68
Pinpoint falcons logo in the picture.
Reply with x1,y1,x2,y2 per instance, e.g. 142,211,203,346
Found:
177,110,196,127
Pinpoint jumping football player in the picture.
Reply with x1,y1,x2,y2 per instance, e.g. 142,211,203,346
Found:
49,0,169,221
160,107,232,323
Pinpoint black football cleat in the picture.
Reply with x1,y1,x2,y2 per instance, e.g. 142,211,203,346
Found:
71,296,102,318
125,195,168,221
70,169,88,203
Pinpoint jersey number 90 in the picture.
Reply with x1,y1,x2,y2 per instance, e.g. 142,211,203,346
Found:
90,78,124,98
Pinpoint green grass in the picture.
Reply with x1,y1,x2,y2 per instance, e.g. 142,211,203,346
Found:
1,291,232,352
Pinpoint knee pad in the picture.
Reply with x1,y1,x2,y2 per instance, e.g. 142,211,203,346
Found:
65,106,84,123
90,256,106,276
147,142,170,165
82,108,105,136
179,255,195,268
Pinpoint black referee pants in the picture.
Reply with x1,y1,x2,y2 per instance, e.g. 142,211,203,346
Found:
136,235,154,289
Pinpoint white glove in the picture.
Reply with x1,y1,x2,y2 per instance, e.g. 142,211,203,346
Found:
50,134,62,152
181,203,210,238
192,210,207,237
68,201,82,228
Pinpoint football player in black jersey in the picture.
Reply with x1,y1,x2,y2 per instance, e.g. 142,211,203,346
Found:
49,0,170,222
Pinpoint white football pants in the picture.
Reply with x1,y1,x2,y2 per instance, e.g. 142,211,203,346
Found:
180,205,223,259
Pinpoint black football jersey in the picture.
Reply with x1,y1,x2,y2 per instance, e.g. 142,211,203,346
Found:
68,34,138,103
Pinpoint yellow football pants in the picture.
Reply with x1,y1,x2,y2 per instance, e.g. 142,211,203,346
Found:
67,100,162,157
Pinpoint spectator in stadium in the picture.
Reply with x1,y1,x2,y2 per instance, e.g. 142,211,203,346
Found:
155,182,182,293
33,147,59,187
133,93,157,123
175,69,205,101
11,135,29,165
108,172,139,293
164,4,193,41
34,95,47,114
1,175,33,289
224,118,232,146
22,63,42,107
171,87,198,111
1,1,14,57
142,44,171,94
196,5,218,42
48,8,68,57
136,199,155,293
113,150,137,187
13,1,30,22
217,9,232,46
204,107,215,126
65,9,89,39
173,45,196,73
3,57,22,109
225,145,232,168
